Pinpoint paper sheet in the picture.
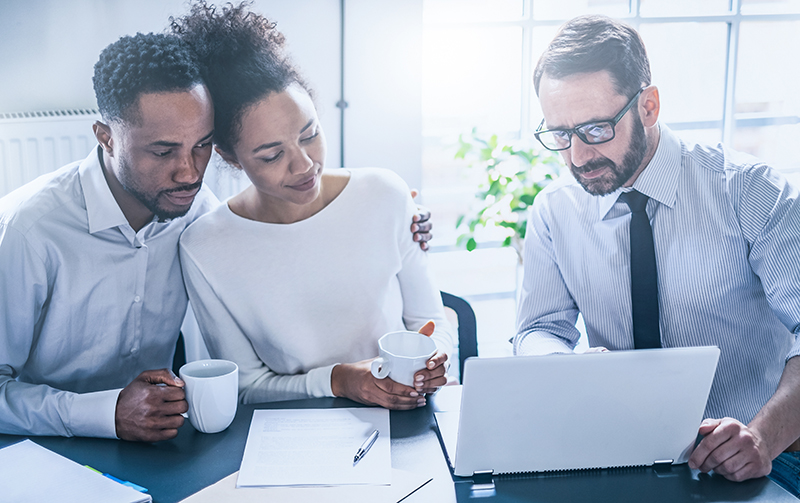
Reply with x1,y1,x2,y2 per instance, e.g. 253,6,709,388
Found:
0,439,151,503
237,408,392,487
180,469,432,503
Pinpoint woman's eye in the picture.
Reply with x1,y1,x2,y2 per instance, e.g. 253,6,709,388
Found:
301,131,319,143
260,151,283,163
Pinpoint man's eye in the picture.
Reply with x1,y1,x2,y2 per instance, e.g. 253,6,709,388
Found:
552,131,570,141
582,124,613,141
196,141,212,149
153,151,171,157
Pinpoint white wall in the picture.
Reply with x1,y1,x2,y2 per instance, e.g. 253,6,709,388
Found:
0,0,342,178
344,0,423,189
0,0,423,190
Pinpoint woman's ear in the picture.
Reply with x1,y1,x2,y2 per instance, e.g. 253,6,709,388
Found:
640,85,660,128
93,121,114,156
215,145,242,169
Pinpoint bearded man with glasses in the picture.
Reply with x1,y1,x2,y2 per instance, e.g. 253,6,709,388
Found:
514,15,800,495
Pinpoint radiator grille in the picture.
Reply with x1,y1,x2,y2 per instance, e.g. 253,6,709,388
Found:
0,109,101,197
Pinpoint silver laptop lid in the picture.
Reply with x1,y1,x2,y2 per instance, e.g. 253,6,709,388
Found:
452,346,720,477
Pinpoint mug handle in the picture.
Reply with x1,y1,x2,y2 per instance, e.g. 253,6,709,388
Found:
371,357,391,379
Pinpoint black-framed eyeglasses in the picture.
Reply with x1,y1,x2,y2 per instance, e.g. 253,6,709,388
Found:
534,88,645,152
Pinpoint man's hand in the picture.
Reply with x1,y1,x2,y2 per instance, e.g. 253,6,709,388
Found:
688,417,773,481
331,360,426,410
410,189,432,251
115,369,187,442
583,346,609,353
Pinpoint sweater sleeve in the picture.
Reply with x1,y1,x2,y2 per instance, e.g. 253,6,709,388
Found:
180,241,335,404
392,178,456,362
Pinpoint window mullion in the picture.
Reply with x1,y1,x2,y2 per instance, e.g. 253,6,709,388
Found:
721,11,740,144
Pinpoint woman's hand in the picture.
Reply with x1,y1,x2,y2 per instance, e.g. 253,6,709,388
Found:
413,351,448,394
331,359,426,410
413,320,449,394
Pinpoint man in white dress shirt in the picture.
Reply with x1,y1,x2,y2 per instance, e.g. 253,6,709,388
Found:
514,15,800,491
0,32,217,442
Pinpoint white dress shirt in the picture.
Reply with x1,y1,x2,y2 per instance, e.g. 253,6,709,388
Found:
515,125,800,424
0,147,217,438
180,168,454,404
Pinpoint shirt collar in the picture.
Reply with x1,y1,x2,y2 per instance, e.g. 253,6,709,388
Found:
78,146,132,234
598,123,682,219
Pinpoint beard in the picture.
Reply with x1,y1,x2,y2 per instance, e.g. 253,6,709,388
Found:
116,155,201,222
570,113,648,196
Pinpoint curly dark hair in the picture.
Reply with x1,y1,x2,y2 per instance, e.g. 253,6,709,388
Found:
93,32,204,124
170,1,310,154
533,15,651,100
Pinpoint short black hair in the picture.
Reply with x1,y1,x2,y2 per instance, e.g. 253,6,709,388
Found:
170,1,310,154
93,32,205,124
533,15,651,99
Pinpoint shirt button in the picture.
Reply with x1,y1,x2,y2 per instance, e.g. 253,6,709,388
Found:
130,347,138,354
134,296,141,303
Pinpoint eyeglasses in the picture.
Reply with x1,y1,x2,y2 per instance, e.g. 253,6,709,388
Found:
534,88,645,152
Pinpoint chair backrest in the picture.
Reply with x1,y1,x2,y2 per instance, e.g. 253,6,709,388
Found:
440,291,478,382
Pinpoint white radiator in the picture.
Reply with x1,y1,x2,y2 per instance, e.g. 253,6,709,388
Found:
0,109,250,201
0,110,101,197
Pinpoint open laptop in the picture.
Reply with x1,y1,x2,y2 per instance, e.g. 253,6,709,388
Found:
435,346,720,477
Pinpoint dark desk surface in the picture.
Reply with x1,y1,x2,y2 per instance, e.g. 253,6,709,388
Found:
0,393,794,503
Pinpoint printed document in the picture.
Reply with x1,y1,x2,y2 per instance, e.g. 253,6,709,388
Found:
237,408,391,487
0,439,151,503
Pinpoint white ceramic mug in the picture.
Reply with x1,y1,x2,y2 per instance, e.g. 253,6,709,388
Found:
179,359,238,434
370,331,437,387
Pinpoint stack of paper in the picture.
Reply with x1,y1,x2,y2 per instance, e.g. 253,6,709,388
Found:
237,408,392,487
0,439,151,503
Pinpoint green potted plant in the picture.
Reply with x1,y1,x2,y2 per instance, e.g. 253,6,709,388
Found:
454,128,563,262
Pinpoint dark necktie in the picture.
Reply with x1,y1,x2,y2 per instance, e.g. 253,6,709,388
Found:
619,190,661,349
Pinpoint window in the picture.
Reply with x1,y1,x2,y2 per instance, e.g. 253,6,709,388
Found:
421,0,800,356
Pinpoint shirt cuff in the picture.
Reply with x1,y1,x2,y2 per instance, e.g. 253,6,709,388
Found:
514,330,573,356
308,364,337,398
66,388,122,438
786,331,800,362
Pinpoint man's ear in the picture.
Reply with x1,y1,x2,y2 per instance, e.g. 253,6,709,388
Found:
640,85,660,128
93,121,114,156
215,145,242,169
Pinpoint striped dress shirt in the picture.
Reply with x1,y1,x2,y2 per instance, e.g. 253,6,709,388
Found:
514,125,800,424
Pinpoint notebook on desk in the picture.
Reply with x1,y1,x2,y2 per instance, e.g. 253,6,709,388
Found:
435,346,720,477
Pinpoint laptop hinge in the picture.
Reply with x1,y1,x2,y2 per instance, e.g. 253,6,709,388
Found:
653,459,675,476
472,470,494,481
470,470,495,496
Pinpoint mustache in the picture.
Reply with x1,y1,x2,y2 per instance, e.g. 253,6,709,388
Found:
571,158,615,175
163,181,202,194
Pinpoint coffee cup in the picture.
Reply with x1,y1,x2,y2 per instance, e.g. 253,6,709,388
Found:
370,331,437,387
179,359,238,434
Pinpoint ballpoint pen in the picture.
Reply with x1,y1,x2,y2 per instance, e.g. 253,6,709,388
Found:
353,429,380,466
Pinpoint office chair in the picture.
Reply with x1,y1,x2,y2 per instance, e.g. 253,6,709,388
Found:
172,332,186,375
440,291,478,382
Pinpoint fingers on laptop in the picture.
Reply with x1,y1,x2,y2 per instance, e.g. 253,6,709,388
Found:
689,417,771,481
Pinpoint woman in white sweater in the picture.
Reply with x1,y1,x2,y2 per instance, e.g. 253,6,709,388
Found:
173,3,454,409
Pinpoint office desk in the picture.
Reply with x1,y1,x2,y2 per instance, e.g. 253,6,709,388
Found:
0,394,794,503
